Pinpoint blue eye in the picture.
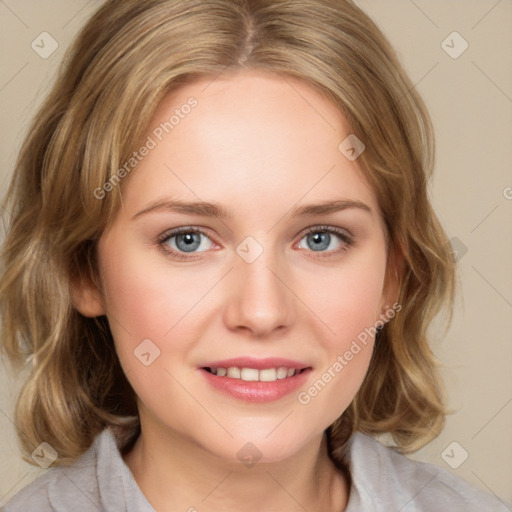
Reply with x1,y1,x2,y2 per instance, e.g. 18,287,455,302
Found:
160,228,213,257
297,226,353,255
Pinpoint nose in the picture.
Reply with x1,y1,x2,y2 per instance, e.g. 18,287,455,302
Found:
222,248,296,338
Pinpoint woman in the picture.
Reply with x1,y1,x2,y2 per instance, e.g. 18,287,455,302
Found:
1,0,506,510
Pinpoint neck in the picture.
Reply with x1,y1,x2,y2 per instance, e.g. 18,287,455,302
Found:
123,419,350,512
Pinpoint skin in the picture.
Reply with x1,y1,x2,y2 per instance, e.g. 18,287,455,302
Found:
75,69,398,512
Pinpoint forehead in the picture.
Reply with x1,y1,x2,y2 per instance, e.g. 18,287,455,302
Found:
119,69,378,219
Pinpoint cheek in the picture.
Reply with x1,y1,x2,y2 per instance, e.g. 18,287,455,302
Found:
305,247,387,344
98,237,214,343
97,236,223,397
97,247,189,409
295,248,386,417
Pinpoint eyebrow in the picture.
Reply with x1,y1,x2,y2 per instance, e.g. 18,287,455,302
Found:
132,198,372,220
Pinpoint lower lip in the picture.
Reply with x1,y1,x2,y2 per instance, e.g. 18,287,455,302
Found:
200,368,312,403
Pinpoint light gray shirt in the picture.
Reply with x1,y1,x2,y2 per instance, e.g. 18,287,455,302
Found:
3,428,508,511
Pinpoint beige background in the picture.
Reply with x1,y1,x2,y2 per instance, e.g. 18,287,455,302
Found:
0,0,511,507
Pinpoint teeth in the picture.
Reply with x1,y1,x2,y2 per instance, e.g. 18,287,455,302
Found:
208,366,302,382
227,367,241,378
240,368,259,381
259,368,277,382
277,367,288,379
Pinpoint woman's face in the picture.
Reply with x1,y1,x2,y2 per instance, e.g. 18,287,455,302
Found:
93,70,395,463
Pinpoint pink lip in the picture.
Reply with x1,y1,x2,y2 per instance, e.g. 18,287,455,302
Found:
198,357,312,403
199,356,310,371
200,367,312,403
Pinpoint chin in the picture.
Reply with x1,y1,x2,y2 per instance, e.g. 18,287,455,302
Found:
202,426,317,466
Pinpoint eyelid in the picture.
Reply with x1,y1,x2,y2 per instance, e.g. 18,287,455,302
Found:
157,226,216,243
298,224,353,240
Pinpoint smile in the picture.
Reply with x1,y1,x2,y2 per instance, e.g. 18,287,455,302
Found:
200,360,312,402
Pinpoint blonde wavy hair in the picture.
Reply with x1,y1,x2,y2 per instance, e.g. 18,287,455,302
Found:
0,0,455,467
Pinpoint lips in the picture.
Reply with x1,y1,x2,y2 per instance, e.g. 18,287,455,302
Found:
199,356,312,402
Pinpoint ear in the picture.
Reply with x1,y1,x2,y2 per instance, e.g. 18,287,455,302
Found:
70,273,106,318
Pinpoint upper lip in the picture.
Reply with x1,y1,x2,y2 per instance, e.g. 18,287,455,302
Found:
199,357,311,370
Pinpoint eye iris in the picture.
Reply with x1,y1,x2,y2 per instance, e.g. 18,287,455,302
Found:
307,232,330,251
176,232,201,252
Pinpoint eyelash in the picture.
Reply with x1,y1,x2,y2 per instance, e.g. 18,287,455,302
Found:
156,225,354,261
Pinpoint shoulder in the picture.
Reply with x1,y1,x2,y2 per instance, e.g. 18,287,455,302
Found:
3,428,147,512
344,432,509,511
3,443,99,511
